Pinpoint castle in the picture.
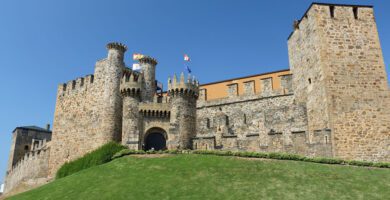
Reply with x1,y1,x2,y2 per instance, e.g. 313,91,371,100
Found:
3,2,390,195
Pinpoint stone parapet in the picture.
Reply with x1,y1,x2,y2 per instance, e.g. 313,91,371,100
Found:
120,68,143,98
168,73,199,98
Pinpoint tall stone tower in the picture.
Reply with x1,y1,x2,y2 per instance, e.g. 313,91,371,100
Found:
140,56,158,102
101,42,127,142
120,69,143,149
168,73,199,149
288,3,390,161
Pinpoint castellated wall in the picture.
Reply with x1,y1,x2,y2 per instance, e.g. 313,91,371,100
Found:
194,75,332,157
4,141,50,195
48,57,123,176
288,4,390,161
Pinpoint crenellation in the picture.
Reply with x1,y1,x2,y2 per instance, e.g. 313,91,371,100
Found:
4,2,390,196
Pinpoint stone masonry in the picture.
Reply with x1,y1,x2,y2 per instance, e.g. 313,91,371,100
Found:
4,2,390,195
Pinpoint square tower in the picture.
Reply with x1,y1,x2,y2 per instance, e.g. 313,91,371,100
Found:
288,3,390,161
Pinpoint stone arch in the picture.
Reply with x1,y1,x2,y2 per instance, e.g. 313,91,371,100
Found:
144,127,168,151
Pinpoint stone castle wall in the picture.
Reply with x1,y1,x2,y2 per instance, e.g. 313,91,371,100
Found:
194,75,332,157
4,141,50,194
49,58,123,176
288,4,390,161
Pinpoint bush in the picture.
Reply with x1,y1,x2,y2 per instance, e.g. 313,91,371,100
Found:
56,142,126,179
347,160,374,167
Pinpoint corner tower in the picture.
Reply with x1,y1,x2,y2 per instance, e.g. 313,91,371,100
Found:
168,73,199,149
100,42,127,142
288,3,390,161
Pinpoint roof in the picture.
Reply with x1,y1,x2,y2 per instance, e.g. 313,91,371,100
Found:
287,2,374,40
13,126,52,133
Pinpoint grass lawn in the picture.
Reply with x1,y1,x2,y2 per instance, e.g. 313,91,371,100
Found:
8,154,390,200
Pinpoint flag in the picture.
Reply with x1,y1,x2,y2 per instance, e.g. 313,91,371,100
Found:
132,63,142,71
133,53,144,60
185,65,192,73
184,54,191,61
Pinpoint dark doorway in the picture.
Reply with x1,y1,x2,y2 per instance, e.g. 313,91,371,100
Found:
145,132,166,151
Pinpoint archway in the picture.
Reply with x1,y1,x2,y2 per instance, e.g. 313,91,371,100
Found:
144,128,167,151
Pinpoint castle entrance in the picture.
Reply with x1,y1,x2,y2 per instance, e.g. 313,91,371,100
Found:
144,128,167,151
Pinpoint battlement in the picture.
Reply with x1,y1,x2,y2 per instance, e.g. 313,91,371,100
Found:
120,68,143,97
106,42,127,52
58,74,95,96
288,2,374,40
139,55,158,65
139,102,170,118
168,73,199,98
9,141,49,173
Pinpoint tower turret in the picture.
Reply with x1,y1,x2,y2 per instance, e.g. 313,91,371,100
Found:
100,42,127,142
167,73,199,149
120,68,143,149
139,56,158,102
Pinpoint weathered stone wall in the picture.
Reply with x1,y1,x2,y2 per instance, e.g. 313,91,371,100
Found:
194,77,332,157
6,128,51,176
49,43,127,176
4,141,50,194
288,4,390,161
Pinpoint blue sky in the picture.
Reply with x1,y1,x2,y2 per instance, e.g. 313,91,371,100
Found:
0,0,389,183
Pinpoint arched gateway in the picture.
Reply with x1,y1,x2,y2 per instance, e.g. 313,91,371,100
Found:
144,127,167,151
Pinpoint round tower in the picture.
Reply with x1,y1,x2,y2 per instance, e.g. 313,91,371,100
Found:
168,72,199,149
139,56,158,102
101,42,127,142
120,68,143,149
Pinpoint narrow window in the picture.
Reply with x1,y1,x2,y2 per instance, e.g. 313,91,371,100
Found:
330,6,335,18
90,75,94,83
243,114,247,124
308,78,312,84
325,136,328,144
62,83,67,91
225,116,229,125
353,7,358,19
206,118,210,129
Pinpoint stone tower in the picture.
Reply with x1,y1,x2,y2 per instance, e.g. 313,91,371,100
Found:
101,42,127,142
140,56,158,102
120,69,143,149
288,3,390,161
168,73,199,149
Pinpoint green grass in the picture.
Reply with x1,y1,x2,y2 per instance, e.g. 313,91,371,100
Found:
56,142,126,179
9,154,390,200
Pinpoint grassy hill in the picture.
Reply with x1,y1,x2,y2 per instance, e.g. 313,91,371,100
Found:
8,154,390,200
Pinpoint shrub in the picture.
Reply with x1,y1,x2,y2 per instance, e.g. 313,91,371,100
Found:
347,160,374,167
56,142,126,179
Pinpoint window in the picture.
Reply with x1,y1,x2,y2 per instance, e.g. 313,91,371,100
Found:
24,145,29,151
353,7,358,20
330,6,335,18
325,136,329,144
206,118,210,129
243,114,247,124
308,78,312,84
225,116,229,125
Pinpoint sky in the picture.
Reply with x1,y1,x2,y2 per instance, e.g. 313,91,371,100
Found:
0,0,389,184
